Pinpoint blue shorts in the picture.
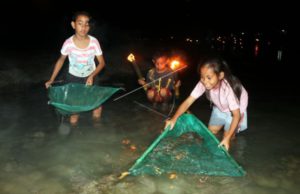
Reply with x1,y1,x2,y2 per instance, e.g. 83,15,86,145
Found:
208,106,248,133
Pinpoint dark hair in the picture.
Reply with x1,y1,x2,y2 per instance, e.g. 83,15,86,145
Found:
152,49,170,61
198,56,242,100
72,11,92,22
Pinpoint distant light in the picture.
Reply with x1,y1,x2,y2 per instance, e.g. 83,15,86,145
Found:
277,50,282,61
254,44,259,56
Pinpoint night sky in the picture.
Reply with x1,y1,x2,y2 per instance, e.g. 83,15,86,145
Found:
1,0,289,50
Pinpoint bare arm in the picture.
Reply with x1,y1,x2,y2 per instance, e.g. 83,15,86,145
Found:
86,55,105,85
219,108,240,150
138,78,146,86
165,95,196,129
45,55,67,88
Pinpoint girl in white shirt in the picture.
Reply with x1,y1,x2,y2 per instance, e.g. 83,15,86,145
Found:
45,11,105,125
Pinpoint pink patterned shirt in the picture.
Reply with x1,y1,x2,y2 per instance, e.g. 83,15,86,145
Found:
190,80,248,113
61,35,102,77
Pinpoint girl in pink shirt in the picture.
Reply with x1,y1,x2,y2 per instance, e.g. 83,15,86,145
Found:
45,11,105,126
165,57,248,150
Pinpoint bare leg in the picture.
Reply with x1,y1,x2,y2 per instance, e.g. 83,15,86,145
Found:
208,125,223,134
146,89,155,102
93,106,102,121
160,88,172,111
146,89,158,107
159,88,171,101
70,114,79,126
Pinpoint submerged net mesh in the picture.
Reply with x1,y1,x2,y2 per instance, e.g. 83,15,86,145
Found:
129,114,246,177
48,83,121,115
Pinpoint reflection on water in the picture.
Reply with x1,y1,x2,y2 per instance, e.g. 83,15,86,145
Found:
209,29,287,63
0,84,299,194
58,122,71,135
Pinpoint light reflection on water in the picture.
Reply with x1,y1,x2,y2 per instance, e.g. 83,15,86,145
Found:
0,86,299,194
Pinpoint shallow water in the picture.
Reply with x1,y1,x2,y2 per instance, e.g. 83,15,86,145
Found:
0,81,299,194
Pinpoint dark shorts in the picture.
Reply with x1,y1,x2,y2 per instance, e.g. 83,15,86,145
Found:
65,73,88,84
65,73,99,85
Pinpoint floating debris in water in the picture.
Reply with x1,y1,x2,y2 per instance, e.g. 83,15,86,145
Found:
130,145,137,151
122,139,131,145
169,173,177,180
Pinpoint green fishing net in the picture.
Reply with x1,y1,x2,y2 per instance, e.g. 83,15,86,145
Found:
48,83,121,115
128,114,246,177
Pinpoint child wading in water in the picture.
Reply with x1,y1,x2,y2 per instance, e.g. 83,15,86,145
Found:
165,57,248,150
138,50,181,110
45,11,105,126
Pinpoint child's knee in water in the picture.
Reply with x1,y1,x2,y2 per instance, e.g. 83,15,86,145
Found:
70,114,79,126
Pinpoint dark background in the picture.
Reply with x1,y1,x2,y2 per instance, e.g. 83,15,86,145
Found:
1,0,289,50
0,0,291,95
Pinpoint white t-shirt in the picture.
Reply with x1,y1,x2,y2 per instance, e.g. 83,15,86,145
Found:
61,35,102,77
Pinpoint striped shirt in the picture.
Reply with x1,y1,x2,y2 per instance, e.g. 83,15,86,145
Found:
61,35,102,77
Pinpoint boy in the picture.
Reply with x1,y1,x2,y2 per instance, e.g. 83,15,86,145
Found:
138,50,181,110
